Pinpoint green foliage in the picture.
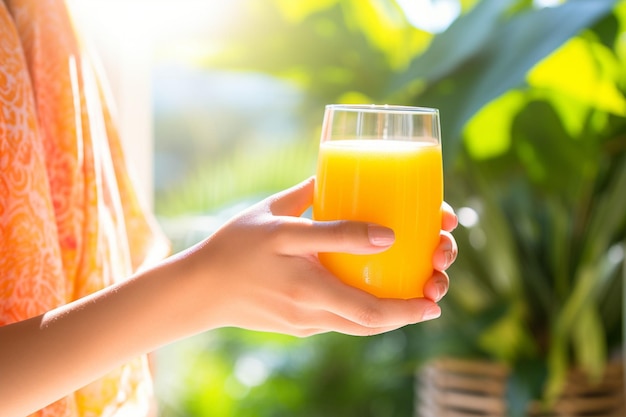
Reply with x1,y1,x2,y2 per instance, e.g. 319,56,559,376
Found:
154,0,626,415
199,0,432,116
393,0,621,159
157,329,419,417
439,2,626,401
156,137,317,217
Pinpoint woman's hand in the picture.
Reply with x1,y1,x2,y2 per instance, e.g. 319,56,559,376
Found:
180,177,458,338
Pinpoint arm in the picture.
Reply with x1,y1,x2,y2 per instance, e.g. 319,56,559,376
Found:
0,177,457,417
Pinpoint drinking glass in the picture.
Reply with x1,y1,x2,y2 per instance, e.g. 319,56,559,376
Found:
313,104,443,299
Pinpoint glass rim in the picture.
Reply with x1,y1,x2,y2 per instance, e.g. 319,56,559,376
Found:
325,104,439,115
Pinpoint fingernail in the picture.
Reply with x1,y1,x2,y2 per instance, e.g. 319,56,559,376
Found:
368,224,395,247
423,305,441,321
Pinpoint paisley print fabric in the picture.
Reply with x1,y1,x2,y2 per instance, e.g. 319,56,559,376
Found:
0,0,170,415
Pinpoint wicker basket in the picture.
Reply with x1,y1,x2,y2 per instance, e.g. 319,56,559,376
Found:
414,358,625,417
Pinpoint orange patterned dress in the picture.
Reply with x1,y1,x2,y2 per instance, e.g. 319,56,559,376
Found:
0,0,170,416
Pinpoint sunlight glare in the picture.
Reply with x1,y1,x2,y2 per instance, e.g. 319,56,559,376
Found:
458,206,479,228
69,0,238,46
608,243,624,266
533,0,563,8
234,355,270,388
396,0,460,33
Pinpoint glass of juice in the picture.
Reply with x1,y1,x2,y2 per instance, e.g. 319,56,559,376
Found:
313,104,443,299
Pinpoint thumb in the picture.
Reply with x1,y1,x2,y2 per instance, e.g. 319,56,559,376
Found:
268,176,315,217
278,219,396,256
266,177,395,255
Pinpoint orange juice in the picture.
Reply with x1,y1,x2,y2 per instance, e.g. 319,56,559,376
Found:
313,139,443,299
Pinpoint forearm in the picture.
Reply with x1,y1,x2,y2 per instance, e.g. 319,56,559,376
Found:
0,253,206,417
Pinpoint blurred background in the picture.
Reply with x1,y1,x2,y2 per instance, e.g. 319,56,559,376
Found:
72,0,626,415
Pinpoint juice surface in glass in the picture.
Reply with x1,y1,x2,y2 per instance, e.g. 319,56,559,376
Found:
313,138,443,299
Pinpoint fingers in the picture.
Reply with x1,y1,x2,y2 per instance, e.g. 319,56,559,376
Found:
442,201,458,232
422,270,450,303
293,270,441,329
272,180,458,233
297,297,441,337
275,297,438,337
268,177,396,255
287,320,414,338
265,180,455,321
270,179,458,236
432,230,458,271
427,228,456,302
269,180,458,262
326,294,442,333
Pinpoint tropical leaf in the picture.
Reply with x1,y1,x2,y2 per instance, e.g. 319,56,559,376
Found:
527,37,626,116
389,0,514,89
390,0,620,160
